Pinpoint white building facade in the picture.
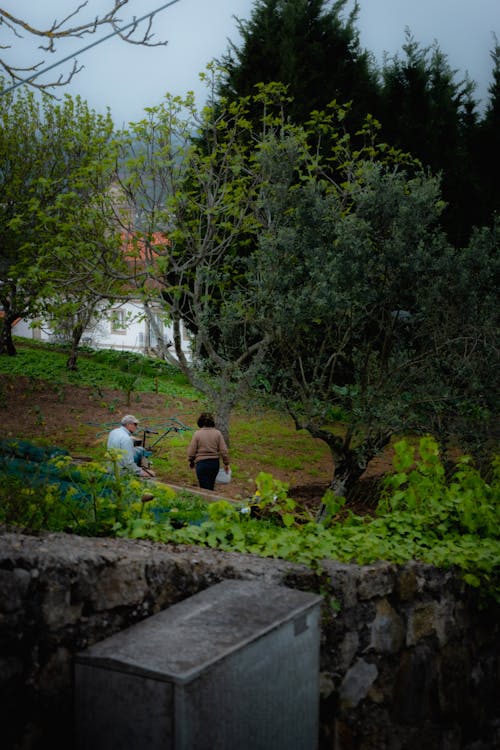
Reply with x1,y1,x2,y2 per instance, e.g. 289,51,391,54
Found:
13,301,192,361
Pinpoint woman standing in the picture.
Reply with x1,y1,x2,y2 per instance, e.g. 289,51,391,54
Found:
187,412,230,491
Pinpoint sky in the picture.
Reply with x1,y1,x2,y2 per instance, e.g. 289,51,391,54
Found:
2,0,499,126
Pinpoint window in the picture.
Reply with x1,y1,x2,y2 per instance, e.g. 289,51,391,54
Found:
110,309,127,333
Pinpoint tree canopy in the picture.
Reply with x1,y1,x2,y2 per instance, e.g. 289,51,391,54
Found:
0,81,124,357
218,1,499,244
115,82,498,484
218,0,379,128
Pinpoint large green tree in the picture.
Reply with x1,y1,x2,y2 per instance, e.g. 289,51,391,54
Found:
0,82,119,357
475,36,500,229
218,0,380,128
32,190,128,370
219,3,498,244
247,125,497,496
113,77,497,482
379,33,478,244
114,76,279,441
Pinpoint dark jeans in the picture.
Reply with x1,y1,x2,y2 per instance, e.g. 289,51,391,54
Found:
195,458,219,490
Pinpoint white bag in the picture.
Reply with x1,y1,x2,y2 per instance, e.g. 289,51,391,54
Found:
216,467,232,484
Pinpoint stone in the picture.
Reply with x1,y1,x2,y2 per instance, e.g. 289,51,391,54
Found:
357,563,395,600
0,568,30,612
368,598,405,654
397,563,421,600
407,601,438,646
90,561,148,610
42,580,83,627
338,630,360,670
392,644,437,723
339,658,378,710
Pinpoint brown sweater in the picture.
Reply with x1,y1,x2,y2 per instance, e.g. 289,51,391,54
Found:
187,427,230,465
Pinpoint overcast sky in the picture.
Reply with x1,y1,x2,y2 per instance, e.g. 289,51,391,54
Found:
2,0,499,126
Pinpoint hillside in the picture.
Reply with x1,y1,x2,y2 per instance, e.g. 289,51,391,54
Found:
1,344,389,512
1,372,337,509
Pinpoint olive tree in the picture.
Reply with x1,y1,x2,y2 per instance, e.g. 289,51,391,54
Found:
248,123,497,496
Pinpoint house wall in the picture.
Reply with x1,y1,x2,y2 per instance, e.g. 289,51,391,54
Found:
13,301,191,360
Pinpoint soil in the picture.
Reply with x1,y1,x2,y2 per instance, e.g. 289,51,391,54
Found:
2,374,393,515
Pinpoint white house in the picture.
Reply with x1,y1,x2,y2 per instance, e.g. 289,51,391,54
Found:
13,300,192,361
11,223,192,361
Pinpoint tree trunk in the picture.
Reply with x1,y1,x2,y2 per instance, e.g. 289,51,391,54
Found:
0,308,17,356
66,323,84,371
213,397,233,447
298,419,392,519
143,303,179,364
329,448,369,498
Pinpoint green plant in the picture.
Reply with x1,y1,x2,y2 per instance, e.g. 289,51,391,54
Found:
115,372,139,406
0,450,176,536
379,437,499,538
2,339,196,399
317,488,346,525
0,474,68,531
116,442,500,601
32,405,44,426
247,472,314,527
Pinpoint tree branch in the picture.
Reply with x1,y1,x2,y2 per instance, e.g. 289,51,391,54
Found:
0,1,174,93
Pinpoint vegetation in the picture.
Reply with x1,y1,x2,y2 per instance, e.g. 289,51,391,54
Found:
0,2,498,601
141,444,499,601
0,443,208,538
0,81,124,360
1,425,498,601
116,77,272,442
219,0,380,129
247,129,494,496
115,78,497,479
0,340,195,399
0,344,498,601
220,0,499,243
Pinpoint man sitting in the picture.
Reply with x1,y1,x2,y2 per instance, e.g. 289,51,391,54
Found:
107,415,155,478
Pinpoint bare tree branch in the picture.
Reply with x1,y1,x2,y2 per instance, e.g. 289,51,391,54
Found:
0,1,176,93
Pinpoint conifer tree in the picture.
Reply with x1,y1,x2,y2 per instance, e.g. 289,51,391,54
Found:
379,33,476,243
218,0,380,128
476,36,500,226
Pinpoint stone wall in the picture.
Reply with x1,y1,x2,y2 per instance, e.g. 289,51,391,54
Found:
0,529,498,750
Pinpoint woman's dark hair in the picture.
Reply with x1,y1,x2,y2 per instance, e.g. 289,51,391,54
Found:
197,412,215,428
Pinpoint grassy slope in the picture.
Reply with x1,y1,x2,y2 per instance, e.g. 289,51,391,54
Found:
0,339,332,497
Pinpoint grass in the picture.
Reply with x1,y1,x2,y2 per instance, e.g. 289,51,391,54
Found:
1,338,333,498
3,340,499,601
1,339,197,399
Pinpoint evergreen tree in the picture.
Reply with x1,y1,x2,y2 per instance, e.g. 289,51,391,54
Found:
476,36,500,227
218,0,380,128
380,33,477,243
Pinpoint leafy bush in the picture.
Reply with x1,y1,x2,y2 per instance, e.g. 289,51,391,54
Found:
118,438,500,600
378,436,499,538
0,451,181,536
